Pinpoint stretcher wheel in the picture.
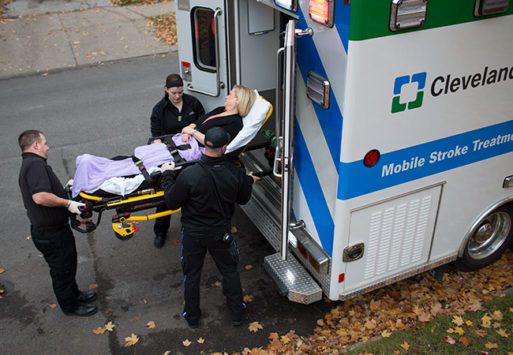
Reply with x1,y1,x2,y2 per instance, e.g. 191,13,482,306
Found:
112,214,140,241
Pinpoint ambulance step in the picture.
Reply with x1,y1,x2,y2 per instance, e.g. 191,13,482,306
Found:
264,253,322,304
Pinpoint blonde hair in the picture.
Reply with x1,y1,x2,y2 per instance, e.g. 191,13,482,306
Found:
233,85,256,117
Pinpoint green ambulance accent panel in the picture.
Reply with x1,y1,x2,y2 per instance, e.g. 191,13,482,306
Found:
349,0,513,41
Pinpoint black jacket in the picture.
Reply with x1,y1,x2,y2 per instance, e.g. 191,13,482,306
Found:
163,155,253,238
195,107,243,143
150,93,205,137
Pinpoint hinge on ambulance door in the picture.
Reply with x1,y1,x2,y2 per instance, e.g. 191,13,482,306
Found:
343,243,364,262
390,0,427,31
474,0,509,16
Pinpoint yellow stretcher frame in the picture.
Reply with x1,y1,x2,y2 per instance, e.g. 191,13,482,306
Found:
70,97,273,241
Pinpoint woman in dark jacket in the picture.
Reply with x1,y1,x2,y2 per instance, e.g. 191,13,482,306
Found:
150,74,205,138
150,73,204,248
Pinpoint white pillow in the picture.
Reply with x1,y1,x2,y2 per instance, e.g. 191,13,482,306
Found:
226,90,271,154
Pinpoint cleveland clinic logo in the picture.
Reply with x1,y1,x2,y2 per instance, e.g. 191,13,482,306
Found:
391,72,427,113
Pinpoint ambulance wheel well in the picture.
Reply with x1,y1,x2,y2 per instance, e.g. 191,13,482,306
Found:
456,203,513,272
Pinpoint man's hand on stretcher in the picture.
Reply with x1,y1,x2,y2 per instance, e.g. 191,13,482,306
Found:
67,200,86,215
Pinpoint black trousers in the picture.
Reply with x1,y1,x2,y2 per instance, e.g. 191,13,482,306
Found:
153,205,171,236
31,224,79,312
180,229,244,323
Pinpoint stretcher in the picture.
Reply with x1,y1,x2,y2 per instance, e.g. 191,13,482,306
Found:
66,94,273,240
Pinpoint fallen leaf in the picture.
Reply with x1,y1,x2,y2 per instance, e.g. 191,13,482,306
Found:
443,336,456,345
104,321,115,332
93,326,106,335
381,330,392,338
509,307,513,313
146,320,156,329
182,339,192,347
197,337,205,344
124,333,139,347
248,321,263,333
400,341,410,351
364,319,377,330
484,342,498,349
430,302,443,315
452,315,464,326
49,303,57,310
317,319,325,326
393,351,401,355
418,312,431,322
474,329,487,337
497,328,509,338
243,294,254,303
481,314,492,328
447,328,455,334
465,320,474,327
0,267,5,274
454,326,465,336
244,264,254,271
459,336,472,347
164,351,171,355
492,310,503,321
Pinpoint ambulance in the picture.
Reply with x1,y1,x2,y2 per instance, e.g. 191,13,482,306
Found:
175,0,513,303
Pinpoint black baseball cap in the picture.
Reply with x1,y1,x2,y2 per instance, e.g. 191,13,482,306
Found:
204,127,231,148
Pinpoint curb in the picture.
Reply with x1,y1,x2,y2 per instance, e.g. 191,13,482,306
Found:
0,49,176,81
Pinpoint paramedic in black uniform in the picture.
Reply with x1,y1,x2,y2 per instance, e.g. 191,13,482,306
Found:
18,130,98,317
161,127,255,328
150,73,205,248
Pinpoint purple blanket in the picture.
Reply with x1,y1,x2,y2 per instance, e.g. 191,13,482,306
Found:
72,134,202,197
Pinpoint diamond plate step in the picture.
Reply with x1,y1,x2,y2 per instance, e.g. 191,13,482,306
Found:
264,253,322,304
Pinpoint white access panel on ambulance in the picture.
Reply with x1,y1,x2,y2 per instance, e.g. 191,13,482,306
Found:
344,184,442,293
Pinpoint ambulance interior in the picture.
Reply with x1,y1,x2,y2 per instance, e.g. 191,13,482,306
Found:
177,0,330,303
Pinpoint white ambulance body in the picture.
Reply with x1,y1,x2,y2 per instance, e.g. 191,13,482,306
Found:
175,0,513,303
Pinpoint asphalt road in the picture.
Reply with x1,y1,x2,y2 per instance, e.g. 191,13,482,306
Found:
0,54,331,354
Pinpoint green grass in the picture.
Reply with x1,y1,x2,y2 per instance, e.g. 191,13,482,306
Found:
347,291,513,354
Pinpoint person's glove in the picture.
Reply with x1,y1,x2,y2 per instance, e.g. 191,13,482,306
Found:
160,161,176,173
67,200,85,215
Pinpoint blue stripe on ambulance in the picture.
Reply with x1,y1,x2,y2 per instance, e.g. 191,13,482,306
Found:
294,120,335,256
297,8,343,167
338,119,513,200
334,1,351,53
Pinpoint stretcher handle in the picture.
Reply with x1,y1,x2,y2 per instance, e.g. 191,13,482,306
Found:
173,159,200,169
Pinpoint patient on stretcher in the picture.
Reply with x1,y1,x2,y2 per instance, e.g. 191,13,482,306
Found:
71,91,272,198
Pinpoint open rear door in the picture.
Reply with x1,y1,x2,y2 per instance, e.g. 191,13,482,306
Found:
175,0,230,109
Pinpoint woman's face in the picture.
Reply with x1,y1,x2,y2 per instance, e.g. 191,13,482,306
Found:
224,88,239,111
166,86,184,105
